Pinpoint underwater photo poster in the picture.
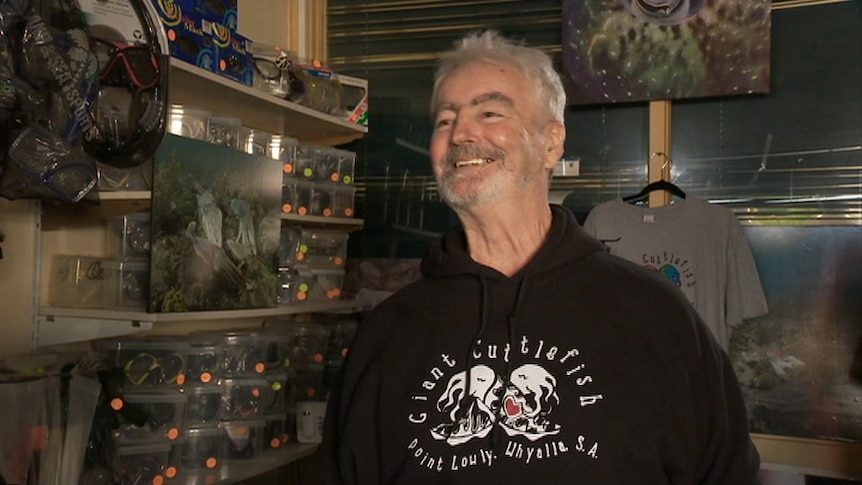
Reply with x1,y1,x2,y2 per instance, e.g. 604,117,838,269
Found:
149,134,282,312
562,0,771,105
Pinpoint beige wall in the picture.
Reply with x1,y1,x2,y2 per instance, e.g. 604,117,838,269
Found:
0,199,39,357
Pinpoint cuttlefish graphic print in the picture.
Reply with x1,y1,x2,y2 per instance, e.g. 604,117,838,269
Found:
430,364,561,445
430,365,503,445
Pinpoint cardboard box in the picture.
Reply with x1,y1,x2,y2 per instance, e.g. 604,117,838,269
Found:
214,28,254,87
171,0,238,31
150,1,218,72
338,74,368,126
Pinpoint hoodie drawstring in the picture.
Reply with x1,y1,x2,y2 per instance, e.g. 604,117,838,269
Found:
490,277,528,449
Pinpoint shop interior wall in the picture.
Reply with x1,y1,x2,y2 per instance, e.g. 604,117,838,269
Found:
326,0,862,479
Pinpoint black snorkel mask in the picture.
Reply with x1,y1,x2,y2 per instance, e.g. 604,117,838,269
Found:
82,0,169,169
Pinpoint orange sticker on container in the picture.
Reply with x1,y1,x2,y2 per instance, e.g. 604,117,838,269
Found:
334,257,344,265
167,30,176,41
324,208,332,217
168,428,179,440
200,372,212,383
153,476,164,485
313,353,324,363
255,362,265,373
331,173,340,182
176,374,186,385
306,387,317,397
298,207,308,215
271,438,281,448
282,203,293,213
110,398,124,411
283,163,294,173
166,467,178,478
297,292,307,301
206,457,218,469
345,208,354,217
252,387,261,397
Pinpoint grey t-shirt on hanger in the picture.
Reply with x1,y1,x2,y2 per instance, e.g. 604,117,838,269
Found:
583,197,768,349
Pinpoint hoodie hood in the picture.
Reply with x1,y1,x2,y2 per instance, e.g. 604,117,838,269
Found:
420,204,604,280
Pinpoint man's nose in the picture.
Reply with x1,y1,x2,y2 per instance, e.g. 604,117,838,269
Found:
450,116,478,145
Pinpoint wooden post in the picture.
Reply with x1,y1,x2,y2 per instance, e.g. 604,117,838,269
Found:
648,100,672,207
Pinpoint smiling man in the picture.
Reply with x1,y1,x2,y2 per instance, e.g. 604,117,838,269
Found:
323,30,760,485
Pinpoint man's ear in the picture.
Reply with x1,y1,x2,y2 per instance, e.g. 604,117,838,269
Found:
542,120,566,169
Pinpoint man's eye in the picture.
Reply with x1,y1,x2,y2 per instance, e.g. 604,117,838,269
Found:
481,111,501,118
435,118,453,128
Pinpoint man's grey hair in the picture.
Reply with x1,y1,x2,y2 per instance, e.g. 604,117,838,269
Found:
431,30,567,123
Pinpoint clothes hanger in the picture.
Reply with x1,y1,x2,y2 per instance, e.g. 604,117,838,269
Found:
622,152,686,204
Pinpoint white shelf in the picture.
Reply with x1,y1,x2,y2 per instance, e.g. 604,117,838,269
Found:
169,60,367,146
282,213,364,230
36,300,362,347
174,444,319,485
216,444,319,484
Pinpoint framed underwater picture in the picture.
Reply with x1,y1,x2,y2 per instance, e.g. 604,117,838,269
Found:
149,134,282,312
562,0,772,105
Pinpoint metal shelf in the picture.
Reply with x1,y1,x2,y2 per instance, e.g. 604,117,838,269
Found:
169,60,367,146
36,300,362,347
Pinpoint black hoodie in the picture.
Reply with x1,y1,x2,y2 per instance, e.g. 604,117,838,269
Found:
324,205,760,484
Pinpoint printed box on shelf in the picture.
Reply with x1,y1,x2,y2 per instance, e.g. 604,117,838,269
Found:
296,229,349,267
116,442,176,483
221,376,267,420
339,74,369,126
111,389,187,443
184,385,224,427
102,259,150,311
150,3,218,72
106,212,152,260
220,419,266,461
48,254,107,308
171,0,238,31
179,425,224,471
332,184,357,218
214,28,254,87
97,337,191,388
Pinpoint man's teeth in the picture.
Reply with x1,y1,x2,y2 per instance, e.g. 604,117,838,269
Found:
455,158,492,167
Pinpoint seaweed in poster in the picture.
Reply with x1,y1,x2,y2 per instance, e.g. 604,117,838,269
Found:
148,134,282,312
